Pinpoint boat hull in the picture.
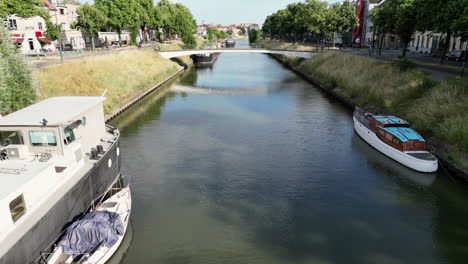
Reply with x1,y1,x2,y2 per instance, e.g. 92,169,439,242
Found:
354,116,438,173
0,137,121,264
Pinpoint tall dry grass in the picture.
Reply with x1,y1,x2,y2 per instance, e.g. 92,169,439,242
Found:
407,78,468,163
257,39,319,52
35,50,180,113
296,52,427,110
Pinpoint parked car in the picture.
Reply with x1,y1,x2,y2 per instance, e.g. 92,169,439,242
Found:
446,50,467,62
111,42,120,48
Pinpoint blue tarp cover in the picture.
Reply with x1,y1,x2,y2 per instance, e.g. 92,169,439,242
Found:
58,210,124,257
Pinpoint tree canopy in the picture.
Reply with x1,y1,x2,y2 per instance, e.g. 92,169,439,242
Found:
87,0,197,46
262,0,357,43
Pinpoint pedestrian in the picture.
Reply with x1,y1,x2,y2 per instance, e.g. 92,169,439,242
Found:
136,36,141,48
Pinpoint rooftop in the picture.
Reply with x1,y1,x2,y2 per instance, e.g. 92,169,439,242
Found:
0,97,104,127
382,127,425,142
0,161,52,200
373,115,409,126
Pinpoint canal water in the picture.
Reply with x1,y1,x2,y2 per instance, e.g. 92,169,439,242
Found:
112,40,468,264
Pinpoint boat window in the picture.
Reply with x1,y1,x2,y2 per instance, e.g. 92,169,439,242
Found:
29,131,57,146
392,138,401,145
0,131,22,146
9,194,26,222
64,127,76,145
385,133,393,141
378,130,385,136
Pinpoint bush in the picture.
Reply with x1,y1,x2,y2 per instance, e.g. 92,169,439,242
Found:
0,24,35,114
182,34,197,49
396,57,416,72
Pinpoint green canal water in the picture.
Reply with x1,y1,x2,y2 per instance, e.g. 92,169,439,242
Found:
111,40,468,264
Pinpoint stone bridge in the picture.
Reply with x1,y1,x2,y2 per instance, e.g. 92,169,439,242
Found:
159,48,316,59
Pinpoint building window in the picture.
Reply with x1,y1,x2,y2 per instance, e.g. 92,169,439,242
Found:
10,195,26,222
8,19,17,29
28,41,34,50
29,131,57,146
38,22,43,30
60,9,65,15
426,37,430,48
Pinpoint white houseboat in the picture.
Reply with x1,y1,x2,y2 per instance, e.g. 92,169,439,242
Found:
353,107,438,173
0,97,121,264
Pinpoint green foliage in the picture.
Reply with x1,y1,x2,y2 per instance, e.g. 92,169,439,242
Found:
76,4,107,38
327,0,358,45
370,0,416,56
396,57,416,72
237,26,246,35
0,24,35,114
182,34,197,49
249,29,260,43
227,29,233,36
61,0,81,5
262,0,357,42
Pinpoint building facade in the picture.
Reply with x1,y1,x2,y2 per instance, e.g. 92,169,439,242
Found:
4,15,54,54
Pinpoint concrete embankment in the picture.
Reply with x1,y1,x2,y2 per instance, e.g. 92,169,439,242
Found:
268,52,468,181
34,49,191,119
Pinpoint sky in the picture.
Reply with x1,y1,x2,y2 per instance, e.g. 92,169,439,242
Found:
81,0,341,25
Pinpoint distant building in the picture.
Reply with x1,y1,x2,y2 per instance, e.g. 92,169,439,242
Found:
48,0,86,51
4,14,53,54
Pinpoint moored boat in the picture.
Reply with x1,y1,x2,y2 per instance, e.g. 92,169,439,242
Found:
0,97,121,264
353,107,438,173
46,183,131,264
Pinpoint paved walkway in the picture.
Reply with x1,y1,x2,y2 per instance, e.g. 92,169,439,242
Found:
339,49,465,81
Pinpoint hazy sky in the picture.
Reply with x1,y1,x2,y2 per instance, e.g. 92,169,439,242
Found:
81,0,340,25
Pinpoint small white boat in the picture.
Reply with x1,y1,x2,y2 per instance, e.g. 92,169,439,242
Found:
353,107,438,173
47,187,131,264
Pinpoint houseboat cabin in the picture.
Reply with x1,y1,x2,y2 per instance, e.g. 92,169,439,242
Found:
0,97,121,264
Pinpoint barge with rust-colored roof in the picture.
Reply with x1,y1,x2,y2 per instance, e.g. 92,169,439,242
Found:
353,107,438,173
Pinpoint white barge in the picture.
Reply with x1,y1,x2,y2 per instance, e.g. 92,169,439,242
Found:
353,107,438,173
0,97,121,263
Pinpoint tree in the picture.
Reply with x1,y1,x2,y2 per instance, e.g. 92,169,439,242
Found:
370,5,396,55
249,29,260,43
227,29,233,36
393,0,417,57
61,0,81,4
0,24,35,114
327,0,358,47
157,0,176,39
75,4,107,49
237,26,246,35
414,0,468,63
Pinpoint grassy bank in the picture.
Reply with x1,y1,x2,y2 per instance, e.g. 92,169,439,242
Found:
35,50,181,114
274,52,468,169
257,39,337,51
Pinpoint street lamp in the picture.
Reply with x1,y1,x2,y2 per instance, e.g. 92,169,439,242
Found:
53,6,64,63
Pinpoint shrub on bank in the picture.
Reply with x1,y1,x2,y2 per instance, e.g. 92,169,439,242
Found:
0,24,35,114
35,50,180,114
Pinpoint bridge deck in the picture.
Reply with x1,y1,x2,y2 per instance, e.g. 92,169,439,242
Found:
159,48,316,59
